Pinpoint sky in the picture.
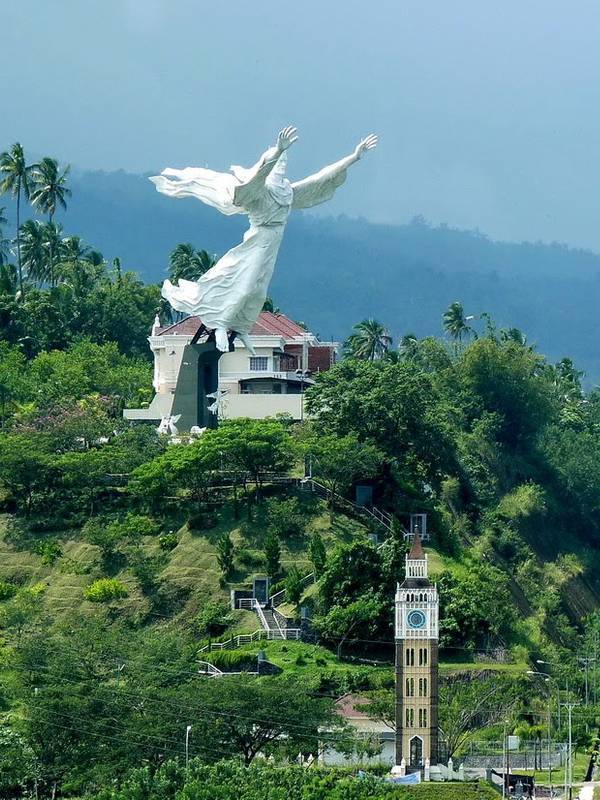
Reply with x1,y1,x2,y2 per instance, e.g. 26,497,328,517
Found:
3,0,600,251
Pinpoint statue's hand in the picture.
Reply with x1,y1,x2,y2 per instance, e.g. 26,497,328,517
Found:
354,134,378,159
277,126,299,152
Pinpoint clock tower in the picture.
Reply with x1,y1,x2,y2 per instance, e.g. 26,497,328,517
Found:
395,533,439,768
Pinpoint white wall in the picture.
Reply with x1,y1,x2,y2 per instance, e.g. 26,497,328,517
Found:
222,393,304,420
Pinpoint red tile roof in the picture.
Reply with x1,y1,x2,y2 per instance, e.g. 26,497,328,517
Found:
334,694,372,720
156,312,307,339
250,311,307,337
156,317,204,337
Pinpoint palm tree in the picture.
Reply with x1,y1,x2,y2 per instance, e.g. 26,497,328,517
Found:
398,332,419,360
442,301,475,351
500,327,528,346
0,206,9,266
58,235,103,297
345,318,392,361
168,243,216,282
0,263,18,296
19,220,46,285
262,296,281,314
0,143,37,297
30,157,71,285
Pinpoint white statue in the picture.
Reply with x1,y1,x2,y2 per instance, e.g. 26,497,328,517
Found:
157,414,181,436
150,127,377,352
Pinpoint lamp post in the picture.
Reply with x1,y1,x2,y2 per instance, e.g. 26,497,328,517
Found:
528,671,553,789
185,724,192,769
561,702,579,800
579,657,596,707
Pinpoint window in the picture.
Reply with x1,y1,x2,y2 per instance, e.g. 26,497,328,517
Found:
249,357,268,371
419,648,428,666
406,648,415,666
406,678,414,697
418,678,428,697
406,708,414,727
418,708,428,727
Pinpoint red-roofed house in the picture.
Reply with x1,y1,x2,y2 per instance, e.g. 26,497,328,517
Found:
124,311,339,423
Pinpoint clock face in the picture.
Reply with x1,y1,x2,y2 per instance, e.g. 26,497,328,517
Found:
407,609,427,629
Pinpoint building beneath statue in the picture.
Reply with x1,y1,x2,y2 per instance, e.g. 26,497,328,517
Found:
394,534,439,773
123,311,339,428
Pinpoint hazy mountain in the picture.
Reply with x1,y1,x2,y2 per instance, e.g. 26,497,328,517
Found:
27,169,600,381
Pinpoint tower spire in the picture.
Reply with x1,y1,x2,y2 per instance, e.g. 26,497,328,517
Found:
408,531,425,560
406,531,428,580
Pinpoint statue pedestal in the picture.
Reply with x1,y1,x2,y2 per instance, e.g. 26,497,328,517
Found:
169,339,225,431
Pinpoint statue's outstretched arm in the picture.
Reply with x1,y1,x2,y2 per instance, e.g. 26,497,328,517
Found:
291,134,378,210
233,126,298,208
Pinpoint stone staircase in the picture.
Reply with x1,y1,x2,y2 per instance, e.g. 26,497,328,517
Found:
257,606,285,639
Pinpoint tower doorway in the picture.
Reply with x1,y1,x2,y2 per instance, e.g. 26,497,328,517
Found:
409,736,423,766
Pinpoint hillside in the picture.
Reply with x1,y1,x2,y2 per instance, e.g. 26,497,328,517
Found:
22,167,600,381
0,325,599,796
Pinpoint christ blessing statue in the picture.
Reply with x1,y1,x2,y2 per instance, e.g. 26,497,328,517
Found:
150,127,377,352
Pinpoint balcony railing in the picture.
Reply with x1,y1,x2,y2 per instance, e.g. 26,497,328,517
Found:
220,370,314,382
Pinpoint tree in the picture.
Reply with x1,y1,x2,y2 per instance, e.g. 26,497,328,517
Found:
0,433,54,516
397,332,419,360
306,433,383,519
319,540,384,610
345,318,392,361
285,565,303,609
438,566,514,650
358,689,396,731
0,586,44,641
0,342,29,423
316,596,382,657
193,675,340,765
443,301,475,349
439,673,525,758
266,496,304,538
30,157,71,285
169,243,216,282
0,724,38,797
305,359,455,487
459,337,555,449
0,143,36,296
264,529,281,578
308,531,327,577
57,448,115,515
0,206,9,266
216,533,235,579
205,419,296,497
18,219,45,286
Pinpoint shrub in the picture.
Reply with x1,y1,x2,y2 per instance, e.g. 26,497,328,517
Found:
158,532,178,551
116,513,159,539
34,538,63,565
236,548,265,569
203,649,258,671
188,512,217,531
196,600,234,637
266,497,305,538
0,581,17,601
84,578,128,603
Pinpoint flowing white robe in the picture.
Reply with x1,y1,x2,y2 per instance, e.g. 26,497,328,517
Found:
150,146,356,335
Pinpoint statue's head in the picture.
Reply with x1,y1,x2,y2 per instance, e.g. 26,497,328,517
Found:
266,151,292,206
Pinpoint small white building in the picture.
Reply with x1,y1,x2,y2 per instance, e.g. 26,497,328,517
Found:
320,694,395,766
124,311,339,423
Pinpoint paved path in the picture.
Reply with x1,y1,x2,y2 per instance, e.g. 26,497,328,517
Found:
577,782,595,800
